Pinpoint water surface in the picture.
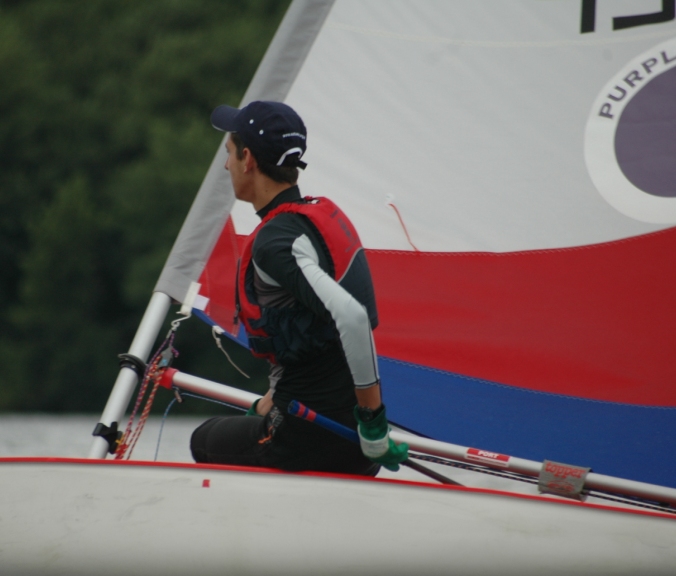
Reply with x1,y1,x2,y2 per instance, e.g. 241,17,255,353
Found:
0,414,204,462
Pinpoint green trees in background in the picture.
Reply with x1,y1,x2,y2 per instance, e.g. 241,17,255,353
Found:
0,0,289,411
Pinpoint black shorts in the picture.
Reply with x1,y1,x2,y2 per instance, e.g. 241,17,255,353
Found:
190,406,379,476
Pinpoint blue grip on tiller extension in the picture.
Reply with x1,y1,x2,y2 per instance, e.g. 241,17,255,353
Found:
287,400,462,486
287,400,359,443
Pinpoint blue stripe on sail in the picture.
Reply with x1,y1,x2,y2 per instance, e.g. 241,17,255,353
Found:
380,357,676,490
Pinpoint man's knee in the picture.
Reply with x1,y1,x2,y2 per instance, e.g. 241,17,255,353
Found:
190,417,219,463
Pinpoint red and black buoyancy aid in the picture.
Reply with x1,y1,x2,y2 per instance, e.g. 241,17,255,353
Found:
236,196,370,364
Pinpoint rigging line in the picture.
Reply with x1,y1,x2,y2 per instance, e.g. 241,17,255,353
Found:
153,389,247,461
411,453,675,515
411,453,538,485
387,202,419,252
587,492,676,516
170,313,191,332
154,396,178,462
117,317,184,460
115,330,176,459
212,326,250,378
124,370,163,459
172,389,247,412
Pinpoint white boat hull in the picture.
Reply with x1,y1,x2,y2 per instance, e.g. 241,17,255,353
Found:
1,458,675,575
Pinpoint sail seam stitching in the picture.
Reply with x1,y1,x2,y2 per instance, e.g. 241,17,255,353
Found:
366,226,676,257
327,21,675,48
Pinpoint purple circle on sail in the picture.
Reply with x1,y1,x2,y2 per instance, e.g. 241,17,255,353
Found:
614,66,676,198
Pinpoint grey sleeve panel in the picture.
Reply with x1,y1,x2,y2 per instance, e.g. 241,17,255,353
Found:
155,0,336,303
291,234,379,388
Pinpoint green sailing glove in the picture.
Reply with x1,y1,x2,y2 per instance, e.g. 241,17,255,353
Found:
245,399,260,416
354,403,409,471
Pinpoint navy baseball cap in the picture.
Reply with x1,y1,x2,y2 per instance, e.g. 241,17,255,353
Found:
211,101,307,169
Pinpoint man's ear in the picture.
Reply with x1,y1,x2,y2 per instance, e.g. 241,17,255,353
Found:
242,147,257,173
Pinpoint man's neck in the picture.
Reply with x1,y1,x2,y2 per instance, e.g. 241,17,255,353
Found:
256,185,301,219
252,175,296,212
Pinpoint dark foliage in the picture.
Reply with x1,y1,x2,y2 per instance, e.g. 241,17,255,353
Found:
0,0,287,411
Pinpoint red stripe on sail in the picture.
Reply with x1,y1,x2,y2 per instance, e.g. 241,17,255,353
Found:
198,216,243,335
369,227,676,406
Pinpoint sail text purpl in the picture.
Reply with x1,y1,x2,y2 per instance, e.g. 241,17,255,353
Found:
599,50,676,120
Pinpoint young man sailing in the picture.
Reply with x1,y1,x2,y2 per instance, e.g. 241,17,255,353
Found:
190,101,408,475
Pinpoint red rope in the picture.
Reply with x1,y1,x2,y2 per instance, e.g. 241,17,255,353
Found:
117,362,164,459
388,203,419,252
115,332,178,460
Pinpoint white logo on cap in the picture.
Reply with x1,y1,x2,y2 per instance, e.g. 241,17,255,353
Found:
277,147,304,166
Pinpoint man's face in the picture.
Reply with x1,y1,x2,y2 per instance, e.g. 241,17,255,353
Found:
225,136,251,202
